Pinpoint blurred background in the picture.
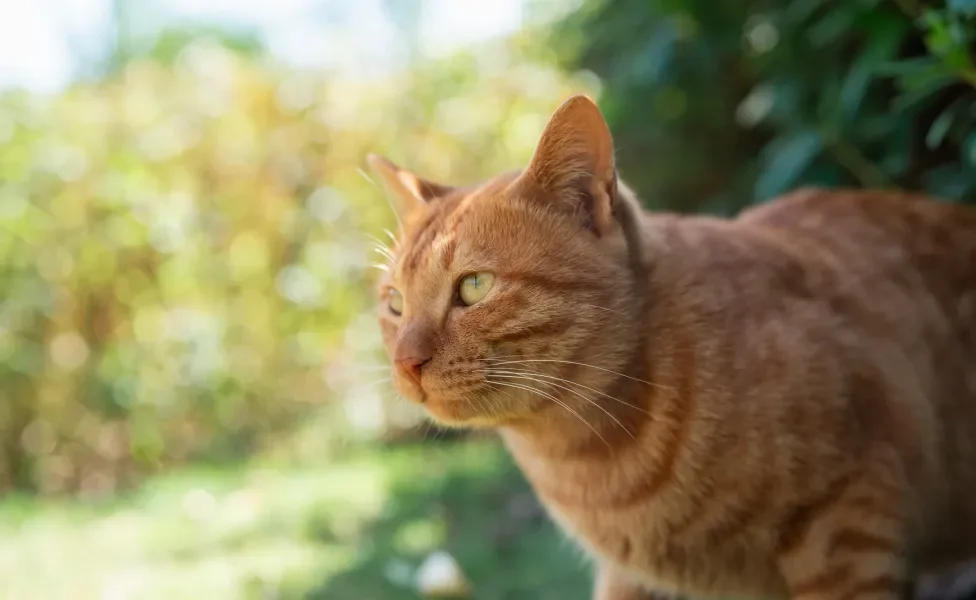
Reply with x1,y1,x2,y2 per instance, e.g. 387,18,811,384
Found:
1,0,974,598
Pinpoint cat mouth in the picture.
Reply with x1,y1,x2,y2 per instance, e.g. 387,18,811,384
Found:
396,383,426,405
393,371,507,426
410,386,499,426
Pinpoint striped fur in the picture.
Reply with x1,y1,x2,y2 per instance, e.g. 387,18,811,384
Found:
370,95,976,600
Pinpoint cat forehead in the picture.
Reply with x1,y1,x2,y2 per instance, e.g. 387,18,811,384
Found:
396,173,524,271
396,196,484,278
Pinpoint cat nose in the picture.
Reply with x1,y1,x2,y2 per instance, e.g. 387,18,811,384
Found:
394,322,436,387
395,355,430,386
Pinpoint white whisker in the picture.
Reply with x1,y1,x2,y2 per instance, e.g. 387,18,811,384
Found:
359,165,403,231
486,380,609,447
487,371,634,439
581,303,628,317
373,246,396,262
357,167,378,187
332,364,393,374
365,232,391,249
485,368,650,415
481,357,674,392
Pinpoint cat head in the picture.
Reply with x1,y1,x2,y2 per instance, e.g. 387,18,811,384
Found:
369,95,643,428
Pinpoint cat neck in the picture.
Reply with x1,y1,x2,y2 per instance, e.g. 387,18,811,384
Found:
497,350,658,460
499,187,663,458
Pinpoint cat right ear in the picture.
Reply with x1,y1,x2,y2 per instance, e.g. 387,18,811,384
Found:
366,154,454,218
510,95,618,236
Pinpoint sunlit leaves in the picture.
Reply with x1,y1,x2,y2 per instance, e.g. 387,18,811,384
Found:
0,35,586,494
557,0,976,210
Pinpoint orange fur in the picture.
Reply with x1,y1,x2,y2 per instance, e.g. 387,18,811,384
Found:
369,95,976,600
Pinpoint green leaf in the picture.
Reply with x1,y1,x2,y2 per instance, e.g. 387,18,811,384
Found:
964,131,976,167
874,56,940,77
890,73,956,114
925,100,961,149
755,130,823,201
922,163,976,200
807,6,856,47
838,13,909,124
949,0,976,16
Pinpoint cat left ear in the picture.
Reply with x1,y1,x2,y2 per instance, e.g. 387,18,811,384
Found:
366,154,455,218
511,94,618,236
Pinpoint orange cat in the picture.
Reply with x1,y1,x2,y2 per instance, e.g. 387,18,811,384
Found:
367,95,976,600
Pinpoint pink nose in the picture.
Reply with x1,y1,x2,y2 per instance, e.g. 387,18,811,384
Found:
395,355,430,386
393,322,436,388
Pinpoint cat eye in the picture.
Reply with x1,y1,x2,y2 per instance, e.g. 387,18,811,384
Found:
388,288,404,316
458,272,495,306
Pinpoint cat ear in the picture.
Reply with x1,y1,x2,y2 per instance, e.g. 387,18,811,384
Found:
366,154,454,217
513,94,617,236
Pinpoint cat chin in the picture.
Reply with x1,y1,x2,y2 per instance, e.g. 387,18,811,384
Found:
427,415,499,430
421,400,506,429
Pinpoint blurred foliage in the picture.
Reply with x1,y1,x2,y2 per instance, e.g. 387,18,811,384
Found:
0,32,592,494
1,439,583,600
4,0,976,597
551,0,976,214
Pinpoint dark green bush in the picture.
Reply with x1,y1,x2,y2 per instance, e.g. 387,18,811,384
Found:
551,0,976,213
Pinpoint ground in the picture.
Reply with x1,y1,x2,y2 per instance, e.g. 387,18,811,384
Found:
0,438,591,600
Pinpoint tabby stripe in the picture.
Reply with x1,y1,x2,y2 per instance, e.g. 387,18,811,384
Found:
830,529,898,554
790,564,851,598
838,575,902,600
604,341,696,508
490,319,573,345
777,474,852,554
439,236,458,268
598,399,687,506
846,495,902,522
405,196,463,270
675,476,773,539
504,271,604,293
404,211,437,264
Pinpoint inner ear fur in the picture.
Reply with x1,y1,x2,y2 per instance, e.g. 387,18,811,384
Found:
366,153,455,217
511,94,618,236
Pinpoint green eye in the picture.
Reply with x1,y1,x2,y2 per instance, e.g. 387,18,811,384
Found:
388,288,403,315
458,272,495,306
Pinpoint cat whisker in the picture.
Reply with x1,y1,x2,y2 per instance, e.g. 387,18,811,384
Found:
418,417,434,441
489,383,519,404
344,377,395,392
335,362,391,369
359,166,404,231
373,246,396,262
460,386,488,419
488,372,635,439
471,389,497,420
365,234,397,265
370,262,391,273
484,368,651,416
357,167,378,187
365,232,392,249
329,364,394,376
481,357,676,393
581,303,628,316
486,380,609,448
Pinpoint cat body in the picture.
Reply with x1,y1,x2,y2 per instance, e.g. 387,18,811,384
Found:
505,187,976,600
369,95,976,600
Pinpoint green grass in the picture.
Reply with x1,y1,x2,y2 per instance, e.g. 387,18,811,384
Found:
0,438,591,600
